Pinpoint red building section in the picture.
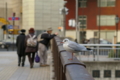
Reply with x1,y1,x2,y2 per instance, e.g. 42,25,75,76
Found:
65,0,120,30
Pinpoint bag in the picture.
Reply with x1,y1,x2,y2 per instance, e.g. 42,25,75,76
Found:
35,52,40,63
27,34,37,47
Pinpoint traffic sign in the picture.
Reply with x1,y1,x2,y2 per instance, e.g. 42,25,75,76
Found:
7,25,13,29
58,27,63,31
8,17,20,20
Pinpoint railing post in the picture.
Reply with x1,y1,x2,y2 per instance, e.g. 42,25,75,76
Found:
97,46,99,61
78,52,81,61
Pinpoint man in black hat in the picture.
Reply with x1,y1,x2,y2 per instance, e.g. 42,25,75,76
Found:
16,29,26,67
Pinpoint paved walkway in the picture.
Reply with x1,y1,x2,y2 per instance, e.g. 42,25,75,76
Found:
0,51,50,80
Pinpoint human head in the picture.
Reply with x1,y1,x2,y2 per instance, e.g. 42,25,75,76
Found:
20,29,26,33
47,27,53,34
62,38,70,43
29,28,35,34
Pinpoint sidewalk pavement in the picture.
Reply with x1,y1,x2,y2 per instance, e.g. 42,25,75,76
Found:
0,51,50,80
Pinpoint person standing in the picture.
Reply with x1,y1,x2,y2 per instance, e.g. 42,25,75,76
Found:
16,29,26,67
38,27,57,67
25,28,37,68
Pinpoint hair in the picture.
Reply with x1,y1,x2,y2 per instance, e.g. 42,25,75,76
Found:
29,28,35,34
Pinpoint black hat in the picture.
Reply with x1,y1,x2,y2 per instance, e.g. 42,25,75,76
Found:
21,29,26,32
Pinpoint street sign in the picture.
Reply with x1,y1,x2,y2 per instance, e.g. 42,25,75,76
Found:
58,27,63,31
8,17,20,20
7,25,13,29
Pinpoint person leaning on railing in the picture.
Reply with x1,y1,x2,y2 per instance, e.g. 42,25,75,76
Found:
38,27,58,67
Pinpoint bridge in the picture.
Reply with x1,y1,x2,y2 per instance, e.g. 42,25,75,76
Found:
3,36,120,80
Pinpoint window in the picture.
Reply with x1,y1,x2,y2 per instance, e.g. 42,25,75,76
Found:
104,70,111,78
98,0,116,7
97,15,116,26
92,70,100,78
115,70,120,78
79,15,87,28
94,32,98,37
78,0,87,8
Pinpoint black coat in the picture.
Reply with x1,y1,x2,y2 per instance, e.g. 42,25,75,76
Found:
16,33,26,56
39,33,56,48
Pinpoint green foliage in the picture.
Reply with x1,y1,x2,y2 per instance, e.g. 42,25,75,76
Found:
108,50,120,58
109,50,114,58
109,42,120,58
117,42,120,44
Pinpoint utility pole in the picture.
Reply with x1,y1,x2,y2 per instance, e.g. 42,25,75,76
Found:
63,5,66,37
98,0,101,44
6,2,7,23
5,2,7,40
59,1,68,37
76,0,80,43
13,13,15,51
115,15,119,43
3,2,8,40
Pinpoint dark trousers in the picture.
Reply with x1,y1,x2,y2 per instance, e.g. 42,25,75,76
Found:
27,52,35,66
18,55,26,64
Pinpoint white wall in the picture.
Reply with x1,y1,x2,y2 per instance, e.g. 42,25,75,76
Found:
66,30,76,39
12,0,22,27
0,29,3,40
66,30,94,40
22,0,35,33
35,0,63,33
85,62,120,80
0,0,12,25
86,30,94,39
22,0,63,34
117,31,120,42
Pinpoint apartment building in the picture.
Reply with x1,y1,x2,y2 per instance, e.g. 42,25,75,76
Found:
65,0,120,43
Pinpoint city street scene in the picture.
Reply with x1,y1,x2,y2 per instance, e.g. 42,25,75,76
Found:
0,0,120,80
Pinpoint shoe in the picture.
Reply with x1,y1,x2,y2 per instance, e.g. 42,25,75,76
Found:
18,63,20,66
30,66,33,68
30,65,33,68
32,63,34,67
30,63,34,68
41,65,46,67
22,63,24,67
44,64,49,66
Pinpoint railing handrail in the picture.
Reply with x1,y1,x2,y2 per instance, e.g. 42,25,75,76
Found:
51,36,94,80
92,48,120,49
80,44,120,46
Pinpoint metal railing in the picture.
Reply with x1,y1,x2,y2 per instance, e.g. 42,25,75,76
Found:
51,36,94,80
77,44,120,61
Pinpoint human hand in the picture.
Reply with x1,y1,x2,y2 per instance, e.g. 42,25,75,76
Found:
54,32,58,35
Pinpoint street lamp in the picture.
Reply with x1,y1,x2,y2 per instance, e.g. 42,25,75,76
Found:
75,0,79,43
59,1,68,37
115,15,119,43
13,12,15,51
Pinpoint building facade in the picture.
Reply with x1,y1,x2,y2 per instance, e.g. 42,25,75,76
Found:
65,0,120,43
0,0,12,25
0,0,12,40
22,0,64,35
0,0,65,40
11,0,64,34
